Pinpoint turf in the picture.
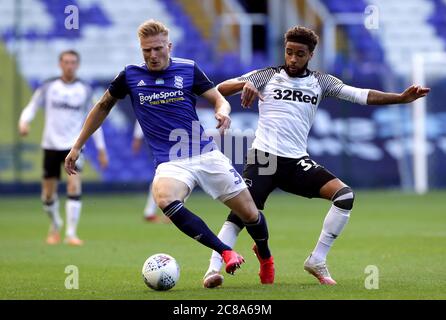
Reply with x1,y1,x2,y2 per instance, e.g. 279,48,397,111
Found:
1,191,445,300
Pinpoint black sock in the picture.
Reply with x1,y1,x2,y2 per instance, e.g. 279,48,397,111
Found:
227,211,245,230
163,201,231,254
245,212,271,259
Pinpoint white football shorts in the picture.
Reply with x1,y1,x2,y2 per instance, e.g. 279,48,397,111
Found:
153,150,247,202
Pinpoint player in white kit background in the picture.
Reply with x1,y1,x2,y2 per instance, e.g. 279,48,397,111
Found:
203,26,430,288
18,50,109,246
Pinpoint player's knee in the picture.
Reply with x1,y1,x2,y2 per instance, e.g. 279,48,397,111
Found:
67,182,80,195
235,199,259,223
156,198,170,211
152,178,189,210
41,193,55,203
155,194,177,211
332,186,355,210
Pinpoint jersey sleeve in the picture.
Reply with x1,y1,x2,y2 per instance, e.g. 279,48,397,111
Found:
92,127,106,150
315,72,369,105
337,85,370,105
314,73,346,98
108,70,129,99
86,85,94,105
83,83,95,111
19,85,46,124
236,67,278,91
133,121,144,139
192,63,214,96
316,73,370,105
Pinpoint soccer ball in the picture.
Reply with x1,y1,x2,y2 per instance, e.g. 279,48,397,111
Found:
141,253,180,291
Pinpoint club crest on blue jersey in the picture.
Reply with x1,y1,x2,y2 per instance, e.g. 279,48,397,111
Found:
174,76,183,89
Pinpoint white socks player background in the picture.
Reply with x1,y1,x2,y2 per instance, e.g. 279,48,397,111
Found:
43,199,63,231
310,204,351,263
65,199,82,239
143,191,158,218
206,221,241,274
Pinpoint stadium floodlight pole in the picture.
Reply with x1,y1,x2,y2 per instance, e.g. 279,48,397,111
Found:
412,53,427,195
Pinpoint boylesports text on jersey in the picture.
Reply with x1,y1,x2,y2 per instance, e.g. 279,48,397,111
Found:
272,89,319,105
139,90,185,105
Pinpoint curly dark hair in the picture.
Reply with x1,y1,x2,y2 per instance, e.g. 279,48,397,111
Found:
284,26,319,52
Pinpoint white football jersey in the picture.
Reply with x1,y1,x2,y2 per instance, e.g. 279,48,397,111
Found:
20,78,105,151
237,67,369,158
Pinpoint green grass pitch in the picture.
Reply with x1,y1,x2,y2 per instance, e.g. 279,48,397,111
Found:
1,191,445,300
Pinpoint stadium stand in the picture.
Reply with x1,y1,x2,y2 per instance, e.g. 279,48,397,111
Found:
365,0,444,76
1,0,445,188
428,0,446,41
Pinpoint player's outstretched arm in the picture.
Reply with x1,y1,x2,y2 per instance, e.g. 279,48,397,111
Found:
217,79,264,108
217,79,246,97
367,85,430,105
18,87,45,136
65,90,117,175
202,87,232,134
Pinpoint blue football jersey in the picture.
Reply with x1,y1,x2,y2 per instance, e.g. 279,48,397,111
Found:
108,58,217,166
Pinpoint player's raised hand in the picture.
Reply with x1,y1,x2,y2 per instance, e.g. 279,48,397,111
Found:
400,85,430,103
64,148,80,175
241,82,264,108
215,112,231,134
18,122,30,137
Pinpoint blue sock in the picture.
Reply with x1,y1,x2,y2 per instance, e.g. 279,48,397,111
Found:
163,201,231,254
245,212,271,259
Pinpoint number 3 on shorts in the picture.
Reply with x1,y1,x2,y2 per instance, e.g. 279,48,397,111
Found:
229,169,243,185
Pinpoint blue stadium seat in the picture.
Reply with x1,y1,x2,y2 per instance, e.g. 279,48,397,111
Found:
318,0,388,95
428,0,446,42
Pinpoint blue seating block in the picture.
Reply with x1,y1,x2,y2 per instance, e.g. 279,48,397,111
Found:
429,0,446,43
